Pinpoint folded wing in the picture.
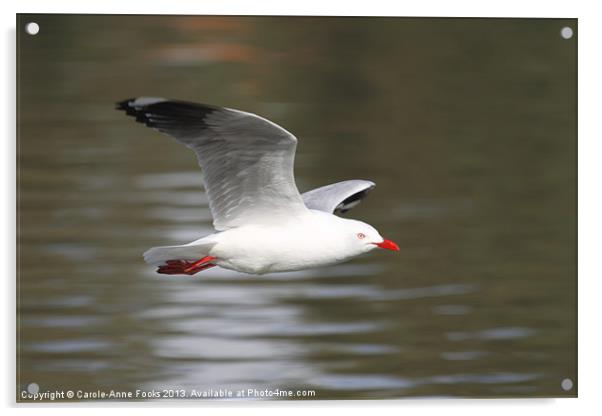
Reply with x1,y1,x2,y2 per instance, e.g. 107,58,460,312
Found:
117,97,308,230
302,180,376,214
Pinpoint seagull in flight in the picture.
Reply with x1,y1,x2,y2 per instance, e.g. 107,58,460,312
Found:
117,97,399,275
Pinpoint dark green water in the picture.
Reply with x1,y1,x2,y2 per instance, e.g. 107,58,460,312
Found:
17,15,576,400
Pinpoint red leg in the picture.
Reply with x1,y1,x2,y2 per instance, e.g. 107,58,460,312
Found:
183,256,216,273
157,256,216,276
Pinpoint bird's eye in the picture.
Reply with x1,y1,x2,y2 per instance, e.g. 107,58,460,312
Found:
357,233,366,239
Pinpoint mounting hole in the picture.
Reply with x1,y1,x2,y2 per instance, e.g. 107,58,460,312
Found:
25,22,40,35
560,26,573,39
27,382,39,394
561,378,573,391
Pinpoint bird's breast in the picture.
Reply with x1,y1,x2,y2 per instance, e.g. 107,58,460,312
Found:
209,223,351,274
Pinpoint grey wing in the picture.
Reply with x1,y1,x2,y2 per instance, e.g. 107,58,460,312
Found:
117,97,308,230
302,180,376,215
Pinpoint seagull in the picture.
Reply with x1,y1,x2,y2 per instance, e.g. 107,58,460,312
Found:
117,97,399,276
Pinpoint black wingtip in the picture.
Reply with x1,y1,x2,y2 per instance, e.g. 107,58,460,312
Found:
116,97,222,136
335,187,374,215
116,98,153,128
116,98,136,113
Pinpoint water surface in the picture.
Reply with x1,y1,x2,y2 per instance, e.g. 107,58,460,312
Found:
17,15,576,400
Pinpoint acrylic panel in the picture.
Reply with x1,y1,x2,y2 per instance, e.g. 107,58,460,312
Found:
16,14,577,401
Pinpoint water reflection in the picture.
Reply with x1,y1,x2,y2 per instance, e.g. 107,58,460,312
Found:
446,327,537,342
17,15,576,399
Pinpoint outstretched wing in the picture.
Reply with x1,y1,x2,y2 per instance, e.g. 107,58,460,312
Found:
117,97,308,230
302,180,375,215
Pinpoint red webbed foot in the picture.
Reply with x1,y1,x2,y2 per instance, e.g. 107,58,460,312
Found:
157,256,216,276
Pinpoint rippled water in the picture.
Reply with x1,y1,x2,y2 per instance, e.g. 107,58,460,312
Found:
17,15,576,400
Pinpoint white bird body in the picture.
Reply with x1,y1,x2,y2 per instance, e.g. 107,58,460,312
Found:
144,210,384,274
118,97,398,276
206,211,381,274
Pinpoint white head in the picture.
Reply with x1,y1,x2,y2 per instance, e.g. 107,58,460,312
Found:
341,218,399,256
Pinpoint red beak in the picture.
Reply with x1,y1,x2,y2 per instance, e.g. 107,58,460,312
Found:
374,239,400,251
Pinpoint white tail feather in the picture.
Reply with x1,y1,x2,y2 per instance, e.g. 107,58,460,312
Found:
143,243,214,266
